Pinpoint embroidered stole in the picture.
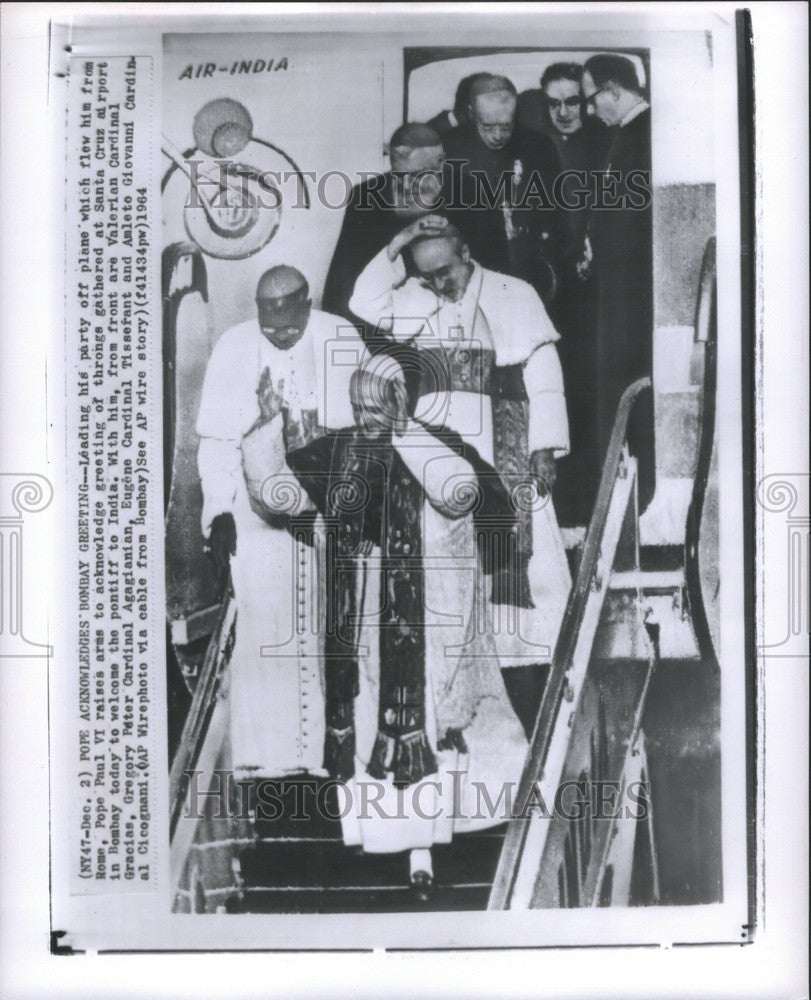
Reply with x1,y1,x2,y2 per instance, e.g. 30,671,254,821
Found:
319,433,436,789
415,304,534,608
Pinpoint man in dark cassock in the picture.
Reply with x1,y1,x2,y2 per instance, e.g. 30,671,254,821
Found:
531,63,611,248
321,122,446,330
521,62,611,527
249,356,529,900
582,53,655,512
442,73,566,304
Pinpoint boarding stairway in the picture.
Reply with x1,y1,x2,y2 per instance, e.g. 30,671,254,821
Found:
489,378,658,909
165,240,720,913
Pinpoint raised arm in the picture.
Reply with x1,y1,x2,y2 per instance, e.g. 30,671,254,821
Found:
241,412,318,518
348,215,448,340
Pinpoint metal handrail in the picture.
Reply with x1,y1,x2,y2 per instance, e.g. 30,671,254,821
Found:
684,238,719,666
489,375,652,909
169,589,234,838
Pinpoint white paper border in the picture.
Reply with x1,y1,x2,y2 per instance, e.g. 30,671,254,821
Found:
1,1,807,996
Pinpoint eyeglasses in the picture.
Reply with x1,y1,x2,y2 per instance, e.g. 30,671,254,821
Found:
583,86,609,109
544,96,582,112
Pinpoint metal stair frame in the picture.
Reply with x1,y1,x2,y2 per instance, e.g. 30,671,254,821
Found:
489,377,656,910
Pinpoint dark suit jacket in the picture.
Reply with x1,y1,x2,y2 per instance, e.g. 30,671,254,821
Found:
426,108,459,137
322,172,406,326
590,106,655,506
442,122,566,288
590,107,652,266
321,172,441,405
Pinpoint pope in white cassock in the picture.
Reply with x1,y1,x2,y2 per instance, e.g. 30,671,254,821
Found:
349,216,573,708
196,265,363,778
254,355,534,899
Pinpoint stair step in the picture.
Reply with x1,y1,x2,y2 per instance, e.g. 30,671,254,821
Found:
609,569,684,592
225,882,492,914
238,826,507,889
239,776,346,840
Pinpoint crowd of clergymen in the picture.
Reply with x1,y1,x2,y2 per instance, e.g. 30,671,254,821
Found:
194,54,653,900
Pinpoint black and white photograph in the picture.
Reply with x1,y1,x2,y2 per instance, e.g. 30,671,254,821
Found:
0,2,807,994
160,26,731,926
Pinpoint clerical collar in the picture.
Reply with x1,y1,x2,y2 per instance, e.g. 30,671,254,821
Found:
619,99,650,128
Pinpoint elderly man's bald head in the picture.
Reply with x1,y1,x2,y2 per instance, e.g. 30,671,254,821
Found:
256,265,307,302
468,74,518,150
349,354,407,438
390,122,442,155
410,222,466,255
255,265,312,350
408,224,473,304
468,74,518,103
389,123,444,171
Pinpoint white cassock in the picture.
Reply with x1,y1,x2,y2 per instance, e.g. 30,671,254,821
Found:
196,310,363,777
261,418,530,851
350,249,572,667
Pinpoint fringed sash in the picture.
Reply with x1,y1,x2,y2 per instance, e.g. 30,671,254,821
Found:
318,433,436,789
287,425,525,789
416,342,535,609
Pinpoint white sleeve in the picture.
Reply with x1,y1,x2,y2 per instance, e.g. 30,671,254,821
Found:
197,437,242,536
524,341,570,458
348,247,438,341
241,414,314,517
196,332,258,535
521,280,560,350
196,330,258,440
490,275,561,366
393,421,476,519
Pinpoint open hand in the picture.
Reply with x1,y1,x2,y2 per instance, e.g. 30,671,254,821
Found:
387,213,449,260
257,368,285,423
